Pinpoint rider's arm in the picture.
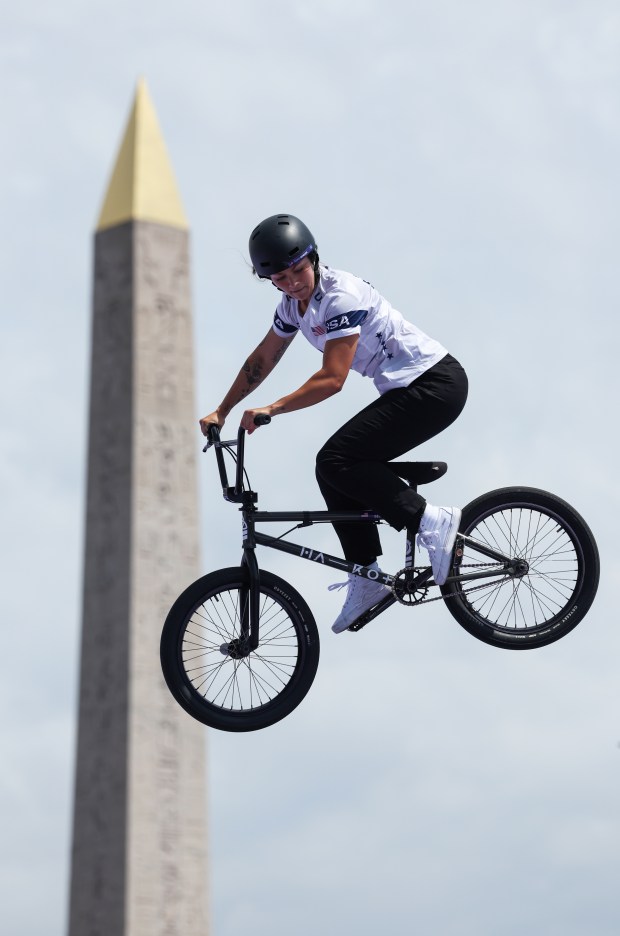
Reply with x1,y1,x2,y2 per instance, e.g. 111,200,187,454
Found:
200,328,295,433
241,334,358,431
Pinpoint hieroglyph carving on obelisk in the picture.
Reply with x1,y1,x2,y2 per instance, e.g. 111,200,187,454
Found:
68,80,208,936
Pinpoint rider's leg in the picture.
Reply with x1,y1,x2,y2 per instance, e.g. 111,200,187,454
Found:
317,356,467,545
317,355,468,594
313,480,383,567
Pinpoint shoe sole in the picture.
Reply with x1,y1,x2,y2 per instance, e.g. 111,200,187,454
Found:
332,620,354,634
434,509,461,586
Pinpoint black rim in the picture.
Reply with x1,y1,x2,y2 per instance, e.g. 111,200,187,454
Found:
178,585,304,715
455,505,583,633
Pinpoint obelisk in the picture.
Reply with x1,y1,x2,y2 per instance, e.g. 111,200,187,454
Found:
68,80,209,936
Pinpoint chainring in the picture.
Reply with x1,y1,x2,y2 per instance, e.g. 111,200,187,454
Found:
392,567,431,606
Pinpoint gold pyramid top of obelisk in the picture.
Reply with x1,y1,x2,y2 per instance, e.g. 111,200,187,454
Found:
96,79,188,231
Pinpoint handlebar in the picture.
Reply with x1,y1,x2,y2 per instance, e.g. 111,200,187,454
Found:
204,413,271,447
253,413,272,427
203,415,271,503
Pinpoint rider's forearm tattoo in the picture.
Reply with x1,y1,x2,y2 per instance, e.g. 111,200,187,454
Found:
235,337,293,402
241,359,264,395
272,338,293,366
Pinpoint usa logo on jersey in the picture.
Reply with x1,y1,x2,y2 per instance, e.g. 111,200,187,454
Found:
325,309,368,332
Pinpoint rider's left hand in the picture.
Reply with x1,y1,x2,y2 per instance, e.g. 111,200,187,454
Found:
241,407,272,434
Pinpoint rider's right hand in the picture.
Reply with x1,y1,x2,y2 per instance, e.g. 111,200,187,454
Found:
199,411,224,436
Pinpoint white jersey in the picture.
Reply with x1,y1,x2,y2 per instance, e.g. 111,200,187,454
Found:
271,265,448,394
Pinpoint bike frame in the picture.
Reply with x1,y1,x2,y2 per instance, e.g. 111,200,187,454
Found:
206,426,515,648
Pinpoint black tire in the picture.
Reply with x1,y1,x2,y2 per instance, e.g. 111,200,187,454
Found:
440,487,599,650
160,568,320,732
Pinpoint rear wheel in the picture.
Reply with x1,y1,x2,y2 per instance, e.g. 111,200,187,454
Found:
161,568,320,731
440,487,599,649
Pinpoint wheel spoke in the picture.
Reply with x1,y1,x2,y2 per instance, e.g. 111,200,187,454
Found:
456,505,581,632
179,585,303,714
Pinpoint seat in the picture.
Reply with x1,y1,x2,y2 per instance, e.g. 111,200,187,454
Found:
386,461,447,487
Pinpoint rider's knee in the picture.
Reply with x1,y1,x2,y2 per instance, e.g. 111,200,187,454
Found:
315,444,338,480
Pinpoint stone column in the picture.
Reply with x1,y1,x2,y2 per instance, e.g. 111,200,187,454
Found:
68,82,208,936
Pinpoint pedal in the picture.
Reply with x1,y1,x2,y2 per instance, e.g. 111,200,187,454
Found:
347,595,393,632
453,535,464,567
347,590,397,632
347,614,371,633
347,602,382,633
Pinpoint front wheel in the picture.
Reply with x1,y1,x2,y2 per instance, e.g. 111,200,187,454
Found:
440,487,599,649
160,568,320,732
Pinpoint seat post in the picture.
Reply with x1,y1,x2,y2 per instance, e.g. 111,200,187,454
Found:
405,480,418,568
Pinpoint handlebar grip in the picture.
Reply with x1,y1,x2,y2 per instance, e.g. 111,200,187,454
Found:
253,414,271,426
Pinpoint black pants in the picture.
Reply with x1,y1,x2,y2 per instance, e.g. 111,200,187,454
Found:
315,354,468,565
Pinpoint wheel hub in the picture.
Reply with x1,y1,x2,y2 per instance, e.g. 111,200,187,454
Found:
509,559,530,578
220,638,251,659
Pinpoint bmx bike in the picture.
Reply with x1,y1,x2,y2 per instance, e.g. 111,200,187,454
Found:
160,418,599,733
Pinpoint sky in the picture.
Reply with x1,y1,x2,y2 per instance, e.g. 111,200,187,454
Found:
1,1,619,934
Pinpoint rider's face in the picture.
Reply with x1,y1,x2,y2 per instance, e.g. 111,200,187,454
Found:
269,258,316,304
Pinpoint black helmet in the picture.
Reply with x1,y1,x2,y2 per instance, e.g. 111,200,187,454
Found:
249,214,317,278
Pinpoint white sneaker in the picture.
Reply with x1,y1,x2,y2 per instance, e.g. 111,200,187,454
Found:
417,506,461,586
329,566,391,633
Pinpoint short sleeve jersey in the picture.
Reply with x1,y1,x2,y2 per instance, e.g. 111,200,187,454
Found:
271,265,447,394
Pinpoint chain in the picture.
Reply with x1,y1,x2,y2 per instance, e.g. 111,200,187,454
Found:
349,562,509,631
394,563,506,606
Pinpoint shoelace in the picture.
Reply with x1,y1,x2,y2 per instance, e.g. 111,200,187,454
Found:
328,581,349,593
328,577,386,596
417,531,438,552
327,576,374,602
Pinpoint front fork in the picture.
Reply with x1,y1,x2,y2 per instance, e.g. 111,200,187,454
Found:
240,511,261,652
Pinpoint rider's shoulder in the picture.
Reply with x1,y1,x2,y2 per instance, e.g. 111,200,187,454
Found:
318,266,371,307
273,294,300,333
